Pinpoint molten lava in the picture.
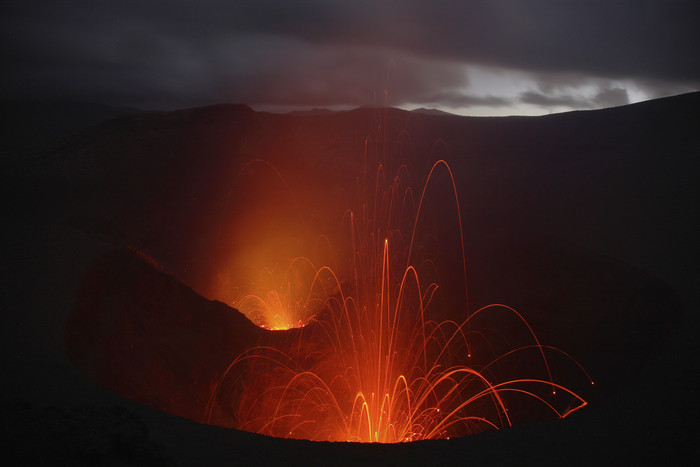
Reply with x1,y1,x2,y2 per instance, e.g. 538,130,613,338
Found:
204,114,592,442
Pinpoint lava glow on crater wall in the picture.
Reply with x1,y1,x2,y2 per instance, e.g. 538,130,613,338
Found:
202,113,593,443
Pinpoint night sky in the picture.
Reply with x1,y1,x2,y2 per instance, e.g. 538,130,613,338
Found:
3,0,699,115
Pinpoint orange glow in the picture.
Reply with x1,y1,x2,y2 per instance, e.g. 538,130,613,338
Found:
204,114,592,442
234,256,321,330
208,158,326,330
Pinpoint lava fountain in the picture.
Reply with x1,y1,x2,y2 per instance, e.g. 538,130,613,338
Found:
205,112,593,442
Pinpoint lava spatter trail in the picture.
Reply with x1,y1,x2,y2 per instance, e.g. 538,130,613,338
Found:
205,114,593,443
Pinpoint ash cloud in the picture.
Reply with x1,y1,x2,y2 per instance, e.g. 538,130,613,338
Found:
2,0,698,113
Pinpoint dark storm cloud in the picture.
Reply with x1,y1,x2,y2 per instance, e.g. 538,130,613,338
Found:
2,0,698,111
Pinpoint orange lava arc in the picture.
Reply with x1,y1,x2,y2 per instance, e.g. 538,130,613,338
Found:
205,128,593,442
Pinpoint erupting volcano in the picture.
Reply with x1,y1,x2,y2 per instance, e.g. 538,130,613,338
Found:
16,94,692,464
203,112,592,442
6,0,696,460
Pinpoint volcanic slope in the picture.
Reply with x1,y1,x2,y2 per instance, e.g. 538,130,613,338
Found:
3,92,698,464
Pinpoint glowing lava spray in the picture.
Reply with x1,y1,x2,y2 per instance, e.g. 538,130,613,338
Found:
205,113,592,442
